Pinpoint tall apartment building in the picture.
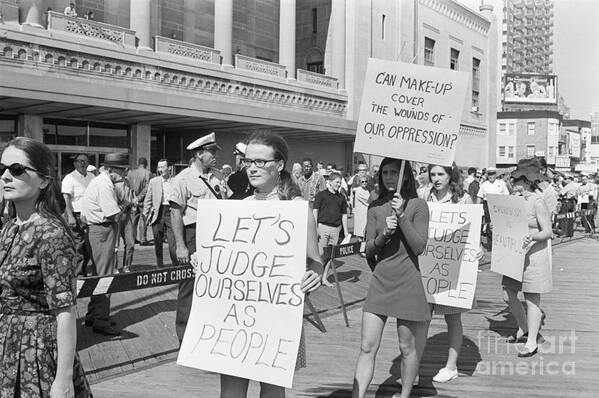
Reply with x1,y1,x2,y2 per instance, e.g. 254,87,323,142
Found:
590,108,599,163
502,0,554,75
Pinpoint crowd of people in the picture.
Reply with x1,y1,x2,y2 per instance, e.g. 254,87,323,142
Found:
0,131,597,397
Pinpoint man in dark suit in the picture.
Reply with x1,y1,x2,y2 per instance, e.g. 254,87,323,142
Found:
143,159,177,268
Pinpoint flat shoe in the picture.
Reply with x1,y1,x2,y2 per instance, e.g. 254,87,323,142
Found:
518,346,538,358
92,325,121,336
433,367,458,383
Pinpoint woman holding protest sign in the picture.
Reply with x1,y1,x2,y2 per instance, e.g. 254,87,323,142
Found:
0,138,92,397
503,159,552,358
191,131,322,398
422,163,475,383
352,157,430,398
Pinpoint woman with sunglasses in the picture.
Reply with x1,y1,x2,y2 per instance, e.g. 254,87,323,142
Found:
192,131,322,398
422,163,476,383
0,138,92,397
353,157,430,398
352,177,371,240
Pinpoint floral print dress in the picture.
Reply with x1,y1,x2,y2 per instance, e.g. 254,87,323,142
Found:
0,214,92,397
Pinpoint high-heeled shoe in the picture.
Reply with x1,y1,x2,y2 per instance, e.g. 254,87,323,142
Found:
506,332,527,343
517,346,538,358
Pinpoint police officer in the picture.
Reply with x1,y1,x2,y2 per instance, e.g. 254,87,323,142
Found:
170,132,229,343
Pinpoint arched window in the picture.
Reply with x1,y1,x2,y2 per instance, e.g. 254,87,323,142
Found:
305,48,323,74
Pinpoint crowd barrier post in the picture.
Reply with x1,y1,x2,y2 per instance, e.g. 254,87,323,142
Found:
327,244,350,328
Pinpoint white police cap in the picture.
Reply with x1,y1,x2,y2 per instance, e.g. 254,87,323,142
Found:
186,132,222,151
234,142,247,156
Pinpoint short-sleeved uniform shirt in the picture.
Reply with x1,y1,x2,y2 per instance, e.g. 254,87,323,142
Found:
81,171,120,224
477,179,509,200
313,189,348,227
61,170,94,213
169,166,226,226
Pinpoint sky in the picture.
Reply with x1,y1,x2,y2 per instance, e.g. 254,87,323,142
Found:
458,0,599,120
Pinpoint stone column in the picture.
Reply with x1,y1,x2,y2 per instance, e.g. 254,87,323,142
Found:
279,0,296,79
18,114,43,141
130,0,152,51
330,0,346,89
19,0,43,28
130,124,151,168
214,0,233,65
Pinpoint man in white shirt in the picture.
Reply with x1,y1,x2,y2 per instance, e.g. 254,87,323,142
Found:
578,175,596,234
559,175,579,237
81,153,129,336
64,2,77,17
477,168,509,250
62,154,94,276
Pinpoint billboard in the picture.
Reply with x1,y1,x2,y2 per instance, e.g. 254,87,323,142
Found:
503,74,557,104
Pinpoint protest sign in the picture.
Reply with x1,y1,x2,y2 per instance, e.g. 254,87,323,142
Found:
486,194,529,281
354,58,469,166
177,200,308,388
419,203,483,309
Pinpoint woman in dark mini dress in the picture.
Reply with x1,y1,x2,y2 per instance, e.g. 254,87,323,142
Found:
353,157,430,398
0,137,92,397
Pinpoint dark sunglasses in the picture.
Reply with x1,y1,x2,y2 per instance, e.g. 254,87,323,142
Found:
0,163,44,177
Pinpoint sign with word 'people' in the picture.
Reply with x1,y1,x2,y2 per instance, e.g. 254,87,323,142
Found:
419,203,483,309
486,194,528,281
354,58,469,166
177,200,308,388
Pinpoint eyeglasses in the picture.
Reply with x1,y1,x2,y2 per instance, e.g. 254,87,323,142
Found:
0,163,44,177
241,158,278,168
360,180,368,183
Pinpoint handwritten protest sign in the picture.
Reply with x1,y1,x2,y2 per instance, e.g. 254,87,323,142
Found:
177,200,308,388
486,194,529,281
419,203,483,309
354,58,469,166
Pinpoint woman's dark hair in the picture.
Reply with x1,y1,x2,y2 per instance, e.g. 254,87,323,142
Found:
427,163,465,203
374,157,417,203
4,137,72,235
513,176,540,192
246,131,301,200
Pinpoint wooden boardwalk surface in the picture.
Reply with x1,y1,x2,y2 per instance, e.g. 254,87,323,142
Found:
79,235,599,397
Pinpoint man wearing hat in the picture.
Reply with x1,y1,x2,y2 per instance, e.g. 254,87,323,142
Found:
477,167,510,250
62,154,94,277
170,132,228,343
81,152,130,336
227,141,253,199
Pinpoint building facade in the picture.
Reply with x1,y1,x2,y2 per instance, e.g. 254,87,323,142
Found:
496,110,561,167
502,0,553,76
0,0,498,177
590,108,599,163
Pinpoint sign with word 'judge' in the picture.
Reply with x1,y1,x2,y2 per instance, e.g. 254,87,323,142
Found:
486,194,529,281
177,200,308,388
419,203,483,309
354,58,469,166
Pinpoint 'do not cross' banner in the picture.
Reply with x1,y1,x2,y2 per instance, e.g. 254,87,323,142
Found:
486,194,529,281
177,200,308,388
419,203,483,309
354,58,469,166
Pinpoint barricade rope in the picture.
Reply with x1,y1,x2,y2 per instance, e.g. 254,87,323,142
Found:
77,209,596,298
